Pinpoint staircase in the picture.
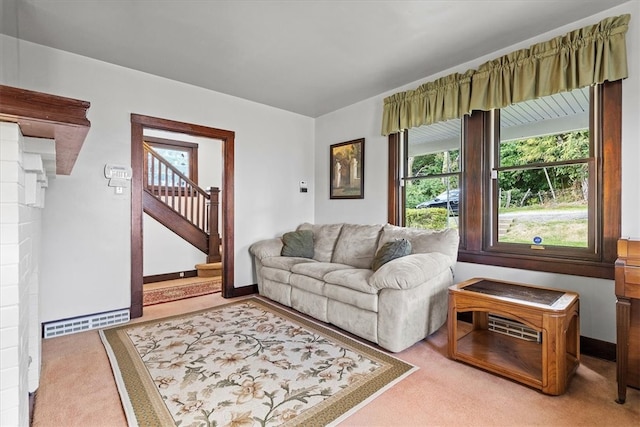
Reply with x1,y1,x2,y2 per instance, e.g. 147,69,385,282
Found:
143,142,221,263
195,261,222,277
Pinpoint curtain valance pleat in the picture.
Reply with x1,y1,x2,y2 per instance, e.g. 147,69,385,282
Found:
381,71,473,137
381,14,630,136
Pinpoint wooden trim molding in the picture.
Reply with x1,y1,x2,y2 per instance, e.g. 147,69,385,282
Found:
143,270,198,284
387,132,401,225
0,85,91,175
131,114,237,318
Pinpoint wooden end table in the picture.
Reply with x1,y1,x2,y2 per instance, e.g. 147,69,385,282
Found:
448,278,580,395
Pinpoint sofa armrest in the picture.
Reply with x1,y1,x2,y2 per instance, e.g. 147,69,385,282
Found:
369,253,453,290
249,238,283,261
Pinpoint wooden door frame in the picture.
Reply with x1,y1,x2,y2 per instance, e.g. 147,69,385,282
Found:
130,114,235,318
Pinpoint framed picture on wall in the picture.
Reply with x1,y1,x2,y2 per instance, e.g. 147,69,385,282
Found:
330,138,364,199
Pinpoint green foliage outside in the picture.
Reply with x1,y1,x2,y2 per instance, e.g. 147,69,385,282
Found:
497,130,590,208
406,149,459,209
405,208,453,230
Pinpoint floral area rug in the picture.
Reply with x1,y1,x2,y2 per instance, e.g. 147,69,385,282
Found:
100,297,416,427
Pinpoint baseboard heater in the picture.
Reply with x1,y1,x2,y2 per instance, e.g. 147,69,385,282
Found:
488,314,542,343
43,308,130,339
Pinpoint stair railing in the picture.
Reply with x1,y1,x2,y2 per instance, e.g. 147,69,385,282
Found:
143,142,221,262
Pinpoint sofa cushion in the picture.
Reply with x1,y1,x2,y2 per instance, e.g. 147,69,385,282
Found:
261,256,316,271
290,274,326,296
331,224,383,268
261,266,294,284
298,223,344,262
372,239,412,271
378,224,459,263
323,268,376,294
291,262,353,281
281,230,314,258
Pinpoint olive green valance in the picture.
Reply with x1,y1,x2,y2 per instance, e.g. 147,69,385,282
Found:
381,14,630,136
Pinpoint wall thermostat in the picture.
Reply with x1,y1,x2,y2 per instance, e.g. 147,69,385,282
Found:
104,164,133,194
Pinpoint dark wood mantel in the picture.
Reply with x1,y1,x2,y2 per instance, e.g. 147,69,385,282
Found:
0,85,91,175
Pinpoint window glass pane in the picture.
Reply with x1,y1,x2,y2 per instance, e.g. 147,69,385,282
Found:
497,165,588,247
406,177,459,230
497,87,590,248
405,118,461,230
499,86,590,167
408,119,460,178
153,147,190,178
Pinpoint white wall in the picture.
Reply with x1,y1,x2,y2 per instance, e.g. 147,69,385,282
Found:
143,216,207,276
0,22,19,86
0,34,315,324
315,2,640,343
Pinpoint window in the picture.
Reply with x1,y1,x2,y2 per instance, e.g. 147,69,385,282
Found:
389,81,622,279
144,136,199,190
489,86,595,257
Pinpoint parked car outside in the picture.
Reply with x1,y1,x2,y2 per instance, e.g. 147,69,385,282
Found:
416,189,460,214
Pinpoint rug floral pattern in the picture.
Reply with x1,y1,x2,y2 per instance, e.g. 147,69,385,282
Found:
113,299,414,426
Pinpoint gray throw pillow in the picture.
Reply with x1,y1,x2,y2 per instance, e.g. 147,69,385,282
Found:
281,230,314,258
372,239,412,271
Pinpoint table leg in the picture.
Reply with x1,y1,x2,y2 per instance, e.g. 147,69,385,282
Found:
542,313,566,395
616,297,631,404
447,293,457,358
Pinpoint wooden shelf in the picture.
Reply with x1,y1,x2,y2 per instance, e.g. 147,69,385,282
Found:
0,85,91,175
456,328,542,387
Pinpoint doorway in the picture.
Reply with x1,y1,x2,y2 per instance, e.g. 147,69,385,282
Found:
130,114,235,318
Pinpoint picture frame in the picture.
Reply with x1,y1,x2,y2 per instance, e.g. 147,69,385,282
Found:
330,138,364,199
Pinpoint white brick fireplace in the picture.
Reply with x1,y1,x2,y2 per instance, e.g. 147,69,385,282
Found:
0,122,53,426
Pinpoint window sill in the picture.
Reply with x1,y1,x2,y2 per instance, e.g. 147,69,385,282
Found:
457,250,614,280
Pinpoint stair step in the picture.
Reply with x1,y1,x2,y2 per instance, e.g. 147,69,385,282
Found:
195,262,222,278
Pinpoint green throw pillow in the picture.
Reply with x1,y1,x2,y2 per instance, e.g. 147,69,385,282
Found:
281,230,314,258
372,239,412,271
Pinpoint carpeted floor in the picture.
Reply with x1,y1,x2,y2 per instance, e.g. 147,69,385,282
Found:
33,293,640,426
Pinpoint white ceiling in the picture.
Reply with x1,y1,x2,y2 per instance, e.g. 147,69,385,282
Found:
0,0,628,118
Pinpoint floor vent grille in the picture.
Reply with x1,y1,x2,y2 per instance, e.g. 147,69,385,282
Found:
43,309,130,338
488,314,541,343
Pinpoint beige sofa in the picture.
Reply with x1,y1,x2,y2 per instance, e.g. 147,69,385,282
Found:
249,223,459,352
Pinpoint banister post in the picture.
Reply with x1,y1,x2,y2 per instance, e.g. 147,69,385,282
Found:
207,187,221,263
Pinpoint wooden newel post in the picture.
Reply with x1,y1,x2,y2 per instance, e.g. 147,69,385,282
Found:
207,187,222,263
